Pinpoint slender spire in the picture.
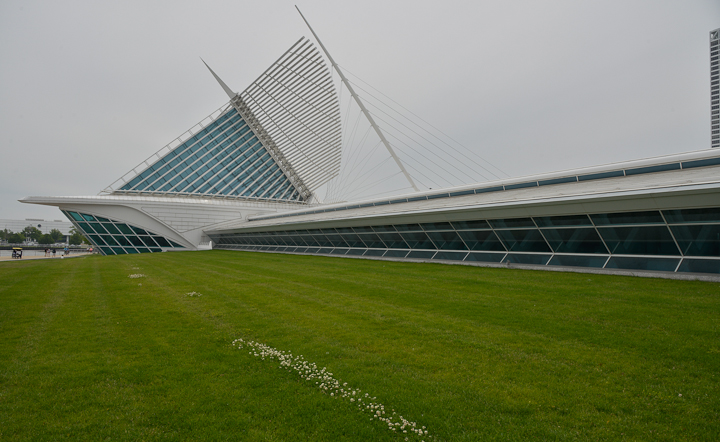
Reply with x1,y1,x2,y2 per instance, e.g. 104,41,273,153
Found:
295,6,420,192
201,58,237,99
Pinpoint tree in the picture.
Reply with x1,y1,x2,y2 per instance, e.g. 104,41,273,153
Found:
0,229,9,241
38,233,54,245
69,227,88,246
22,226,42,242
49,228,64,242
8,232,25,243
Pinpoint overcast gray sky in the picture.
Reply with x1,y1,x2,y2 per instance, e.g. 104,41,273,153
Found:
1,0,718,220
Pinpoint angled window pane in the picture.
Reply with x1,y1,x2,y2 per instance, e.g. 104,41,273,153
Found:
114,236,131,246
127,236,144,247
384,249,409,258
421,222,454,231
541,228,608,254
102,223,121,235
357,233,385,249
605,256,679,272
116,223,134,235
111,247,126,255
81,213,96,222
376,232,408,249
340,233,365,248
457,230,505,251
77,222,91,234
394,223,423,231
364,249,385,257
131,226,148,235
489,218,535,229
534,214,592,227
89,222,107,234
140,236,158,248
432,251,468,261
372,225,397,233
598,226,680,255
87,234,105,246
504,254,551,265
101,235,119,246
548,255,608,268
663,207,720,224
426,231,468,250
495,229,551,253
400,231,436,249
677,259,720,274
407,250,436,259
451,220,490,230
68,211,84,222
324,234,349,248
670,225,720,256
302,235,319,247
465,252,505,263
590,211,664,225
152,236,171,248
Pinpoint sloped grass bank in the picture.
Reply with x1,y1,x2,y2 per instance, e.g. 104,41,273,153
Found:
0,250,718,441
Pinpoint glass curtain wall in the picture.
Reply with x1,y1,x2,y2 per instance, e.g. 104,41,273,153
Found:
64,211,185,256
210,208,720,274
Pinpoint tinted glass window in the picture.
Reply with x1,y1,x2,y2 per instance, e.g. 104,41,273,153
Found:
504,254,551,265
541,228,608,254
534,214,592,227
669,225,720,256
394,224,423,231
464,252,505,263
400,232,436,249
605,256,680,272
432,251,467,261
598,226,679,255
663,208,720,224
457,230,505,251
495,230,551,253
548,255,608,268
376,232,408,249
451,220,490,230
426,231,468,250
421,222,454,231
677,259,720,274
489,218,535,229
591,211,664,225
357,233,385,249
102,223,121,235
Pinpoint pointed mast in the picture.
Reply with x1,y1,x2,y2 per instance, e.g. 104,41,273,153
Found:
295,6,419,192
201,58,237,99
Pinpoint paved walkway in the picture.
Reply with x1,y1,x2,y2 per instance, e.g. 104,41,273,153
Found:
0,253,94,262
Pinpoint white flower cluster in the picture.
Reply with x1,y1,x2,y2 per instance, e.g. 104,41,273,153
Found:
232,338,431,441
128,274,146,279
186,292,203,297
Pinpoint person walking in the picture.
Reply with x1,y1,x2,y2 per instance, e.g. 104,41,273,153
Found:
52,248,56,258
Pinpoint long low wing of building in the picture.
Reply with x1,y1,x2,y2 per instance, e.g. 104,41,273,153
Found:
206,149,720,276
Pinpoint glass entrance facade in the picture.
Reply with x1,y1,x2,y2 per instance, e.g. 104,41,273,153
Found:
64,211,185,256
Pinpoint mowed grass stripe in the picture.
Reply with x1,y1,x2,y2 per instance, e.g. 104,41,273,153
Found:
1,251,718,441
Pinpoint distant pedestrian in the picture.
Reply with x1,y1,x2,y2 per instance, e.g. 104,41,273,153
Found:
44,248,49,257
52,248,56,257
64,246,69,256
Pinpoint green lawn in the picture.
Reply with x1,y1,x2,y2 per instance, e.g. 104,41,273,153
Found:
1,251,718,441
